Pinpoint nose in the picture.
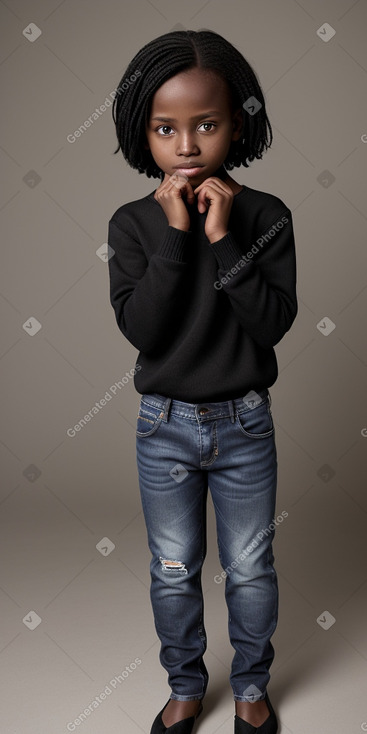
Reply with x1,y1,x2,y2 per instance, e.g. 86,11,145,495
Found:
176,131,200,156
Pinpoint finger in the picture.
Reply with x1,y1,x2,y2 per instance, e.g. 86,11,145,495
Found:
155,174,185,195
167,174,196,203
198,180,233,207
156,177,185,200
194,179,231,198
195,181,222,212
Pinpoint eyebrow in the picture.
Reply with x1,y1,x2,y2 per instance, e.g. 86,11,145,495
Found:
151,110,223,122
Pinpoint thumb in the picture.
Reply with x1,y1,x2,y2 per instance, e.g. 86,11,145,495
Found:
185,184,196,204
197,197,207,213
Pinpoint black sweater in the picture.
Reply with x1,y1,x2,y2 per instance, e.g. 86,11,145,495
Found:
107,184,297,402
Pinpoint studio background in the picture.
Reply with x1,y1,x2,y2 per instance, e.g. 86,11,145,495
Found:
0,1,366,732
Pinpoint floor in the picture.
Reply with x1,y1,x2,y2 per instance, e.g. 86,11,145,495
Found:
1,476,365,734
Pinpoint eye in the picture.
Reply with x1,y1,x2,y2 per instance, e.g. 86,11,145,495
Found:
198,122,216,132
157,125,174,135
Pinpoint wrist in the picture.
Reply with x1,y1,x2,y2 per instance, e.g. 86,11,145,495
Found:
208,230,229,244
169,223,190,232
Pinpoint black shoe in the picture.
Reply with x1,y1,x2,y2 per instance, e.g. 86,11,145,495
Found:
234,693,278,734
150,699,203,734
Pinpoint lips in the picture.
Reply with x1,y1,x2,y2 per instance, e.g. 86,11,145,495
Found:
173,164,203,169
173,165,204,177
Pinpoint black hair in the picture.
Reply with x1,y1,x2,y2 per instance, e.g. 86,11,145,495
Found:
111,29,273,179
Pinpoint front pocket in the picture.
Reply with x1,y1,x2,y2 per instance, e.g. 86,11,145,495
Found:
136,405,164,437
235,400,274,439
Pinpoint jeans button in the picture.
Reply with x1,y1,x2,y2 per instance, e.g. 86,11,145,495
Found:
199,407,210,415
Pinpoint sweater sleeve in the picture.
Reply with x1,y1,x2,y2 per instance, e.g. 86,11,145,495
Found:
108,219,190,353
209,209,298,349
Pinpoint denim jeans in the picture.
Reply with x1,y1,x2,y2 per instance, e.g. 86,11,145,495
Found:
135,388,278,702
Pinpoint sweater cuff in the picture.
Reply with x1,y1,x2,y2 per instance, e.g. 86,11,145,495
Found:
209,232,245,271
158,226,191,261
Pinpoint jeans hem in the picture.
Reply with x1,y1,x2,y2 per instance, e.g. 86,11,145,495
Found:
233,693,266,702
170,693,205,701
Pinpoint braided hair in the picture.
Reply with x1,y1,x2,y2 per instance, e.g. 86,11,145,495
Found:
112,29,273,179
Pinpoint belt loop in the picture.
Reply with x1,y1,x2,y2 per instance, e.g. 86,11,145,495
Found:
163,396,172,422
228,399,235,423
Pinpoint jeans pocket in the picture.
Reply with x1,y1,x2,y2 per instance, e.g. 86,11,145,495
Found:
136,401,164,438
236,399,274,439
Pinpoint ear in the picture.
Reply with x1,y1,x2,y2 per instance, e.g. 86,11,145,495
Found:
231,107,244,142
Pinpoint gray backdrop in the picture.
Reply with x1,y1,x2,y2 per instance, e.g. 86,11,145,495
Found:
1,1,366,733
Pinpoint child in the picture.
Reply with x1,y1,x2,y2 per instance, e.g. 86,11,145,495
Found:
108,29,297,734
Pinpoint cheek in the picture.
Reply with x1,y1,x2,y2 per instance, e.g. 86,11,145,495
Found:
209,129,232,150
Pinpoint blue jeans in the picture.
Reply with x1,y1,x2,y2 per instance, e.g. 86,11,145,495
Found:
136,388,278,702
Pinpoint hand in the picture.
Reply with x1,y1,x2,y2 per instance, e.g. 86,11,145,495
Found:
194,177,234,243
154,173,195,231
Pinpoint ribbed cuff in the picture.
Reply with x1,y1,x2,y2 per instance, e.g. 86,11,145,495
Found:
158,226,191,261
209,232,246,271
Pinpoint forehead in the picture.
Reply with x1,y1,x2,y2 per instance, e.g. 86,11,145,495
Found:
149,67,232,112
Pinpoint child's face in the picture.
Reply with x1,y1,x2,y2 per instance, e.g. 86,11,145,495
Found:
145,67,243,185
